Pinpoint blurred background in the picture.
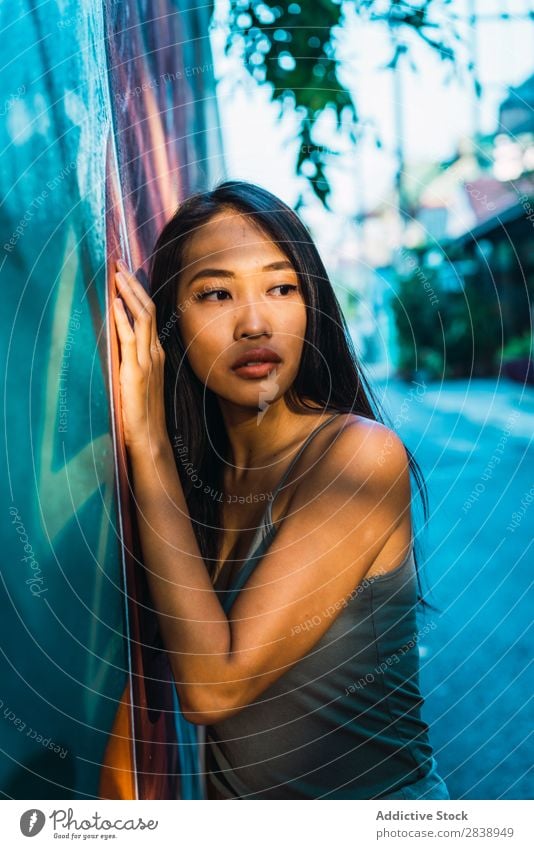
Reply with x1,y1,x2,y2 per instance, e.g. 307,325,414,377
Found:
1,0,532,800
208,0,534,801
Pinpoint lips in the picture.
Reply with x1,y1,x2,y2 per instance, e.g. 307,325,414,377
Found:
230,347,282,370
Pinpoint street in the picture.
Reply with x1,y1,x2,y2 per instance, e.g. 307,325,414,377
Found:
371,374,533,800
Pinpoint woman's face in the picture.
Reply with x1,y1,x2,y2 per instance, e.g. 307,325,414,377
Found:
175,209,307,412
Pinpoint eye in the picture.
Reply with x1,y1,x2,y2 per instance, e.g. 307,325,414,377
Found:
270,284,299,296
194,283,299,301
195,289,230,301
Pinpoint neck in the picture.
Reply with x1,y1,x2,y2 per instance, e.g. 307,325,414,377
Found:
218,396,323,485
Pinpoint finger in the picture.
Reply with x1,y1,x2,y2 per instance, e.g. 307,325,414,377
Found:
116,260,159,349
115,272,154,367
116,280,164,367
112,297,141,366
116,259,153,310
115,267,162,364
115,271,145,320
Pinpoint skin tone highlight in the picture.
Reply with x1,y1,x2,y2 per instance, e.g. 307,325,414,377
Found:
111,210,412,729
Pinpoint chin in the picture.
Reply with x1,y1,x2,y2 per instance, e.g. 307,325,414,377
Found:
213,382,287,411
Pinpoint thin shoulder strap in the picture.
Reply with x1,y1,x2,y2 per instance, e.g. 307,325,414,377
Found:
270,410,342,501
219,410,343,614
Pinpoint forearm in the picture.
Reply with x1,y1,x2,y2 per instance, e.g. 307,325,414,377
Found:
127,438,233,715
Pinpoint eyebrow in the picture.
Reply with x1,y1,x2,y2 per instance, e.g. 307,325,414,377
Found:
185,260,296,289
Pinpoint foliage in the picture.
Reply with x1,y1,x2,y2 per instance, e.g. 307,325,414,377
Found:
225,0,456,208
392,269,502,380
499,332,533,361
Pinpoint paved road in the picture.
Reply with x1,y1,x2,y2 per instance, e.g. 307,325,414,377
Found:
369,374,533,800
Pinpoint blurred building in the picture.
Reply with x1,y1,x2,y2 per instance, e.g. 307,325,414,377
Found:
356,71,534,380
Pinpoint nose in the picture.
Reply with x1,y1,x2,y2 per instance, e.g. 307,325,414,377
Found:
232,296,272,341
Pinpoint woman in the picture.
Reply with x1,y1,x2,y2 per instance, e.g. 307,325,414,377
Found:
112,179,449,800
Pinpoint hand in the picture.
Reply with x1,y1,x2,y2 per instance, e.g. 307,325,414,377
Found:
112,258,169,454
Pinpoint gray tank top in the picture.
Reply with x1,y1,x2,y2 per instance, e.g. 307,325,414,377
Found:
206,411,448,800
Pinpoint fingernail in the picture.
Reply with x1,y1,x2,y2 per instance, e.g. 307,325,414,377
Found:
117,257,126,269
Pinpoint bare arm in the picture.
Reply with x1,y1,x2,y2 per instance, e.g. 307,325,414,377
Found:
128,422,411,725
127,437,232,710
112,260,412,725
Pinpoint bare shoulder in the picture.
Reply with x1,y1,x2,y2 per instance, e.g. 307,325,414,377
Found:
285,412,412,571
301,412,410,493
335,413,409,480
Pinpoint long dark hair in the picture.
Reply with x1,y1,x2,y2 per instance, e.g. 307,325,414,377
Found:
147,179,430,602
